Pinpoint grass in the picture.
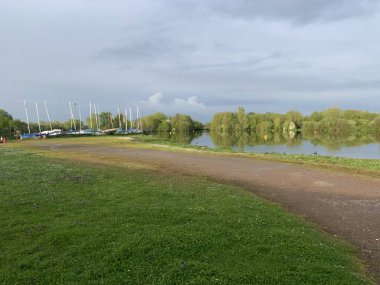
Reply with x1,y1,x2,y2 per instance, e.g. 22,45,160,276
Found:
0,146,373,284
135,135,380,177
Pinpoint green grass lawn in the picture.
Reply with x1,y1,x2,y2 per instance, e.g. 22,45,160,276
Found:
0,146,372,284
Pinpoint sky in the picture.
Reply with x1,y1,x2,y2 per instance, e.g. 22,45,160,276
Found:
1,0,380,123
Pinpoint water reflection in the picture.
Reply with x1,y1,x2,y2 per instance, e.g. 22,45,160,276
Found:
209,131,380,151
208,131,303,150
302,132,376,151
154,131,202,145
151,131,380,158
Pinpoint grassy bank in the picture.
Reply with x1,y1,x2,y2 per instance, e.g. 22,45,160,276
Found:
135,135,380,176
0,146,372,284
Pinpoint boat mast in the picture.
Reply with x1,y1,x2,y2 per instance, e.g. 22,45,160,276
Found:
69,101,74,130
79,105,82,131
118,106,121,129
136,106,140,130
44,100,53,131
35,102,42,135
129,107,133,129
125,108,128,130
73,102,77,130
89,101,93,129
93,104,98,131
97,104,100,130
24,100,31,134
110,113,114,129
139,108,143,131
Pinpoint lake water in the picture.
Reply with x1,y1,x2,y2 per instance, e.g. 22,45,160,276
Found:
154,131,380,159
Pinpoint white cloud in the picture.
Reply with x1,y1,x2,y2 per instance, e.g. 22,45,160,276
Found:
147,92,163,105
173,96,205,108
140,93,207,118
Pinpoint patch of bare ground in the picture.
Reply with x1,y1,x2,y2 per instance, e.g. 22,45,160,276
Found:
17,141,380,282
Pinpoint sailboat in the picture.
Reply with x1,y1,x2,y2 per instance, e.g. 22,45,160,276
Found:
66,101,90,135
20,100,60,139
40,100,62,136
20,100,34,139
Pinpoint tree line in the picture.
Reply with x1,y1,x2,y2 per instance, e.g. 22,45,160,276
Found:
3,106,380,138
0,108,204,137
209,107,380,136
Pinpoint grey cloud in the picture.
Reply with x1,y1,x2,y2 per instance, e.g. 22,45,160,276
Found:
183,52,284,70
2,0,380,123
97,39,197,62
168,0,378,24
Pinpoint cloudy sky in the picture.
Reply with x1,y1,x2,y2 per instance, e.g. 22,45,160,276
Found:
1,0,380,122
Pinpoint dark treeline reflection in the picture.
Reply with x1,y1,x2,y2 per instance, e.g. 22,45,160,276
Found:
154,131,380,152
211,131,380,151
154,131,203,145
302,132,379,151
208,131,302,150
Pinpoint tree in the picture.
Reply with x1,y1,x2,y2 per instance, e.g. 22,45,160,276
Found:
369,117,380,134
99,112,113,129
247,113,260,131
223,112,237,131
285,111,303,128
141,112,168,131
171,113,194,132
0,109,13,130
214,112,235,132
322,108,342,120
235,107,250,131
272,114,284,131
11,119,29,134
308,111,323,122
256,121,273,134
302,121,317,134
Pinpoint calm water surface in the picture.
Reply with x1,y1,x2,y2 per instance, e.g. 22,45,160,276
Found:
155,131,380,159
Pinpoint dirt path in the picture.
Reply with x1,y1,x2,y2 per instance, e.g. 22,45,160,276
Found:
31,142,380,282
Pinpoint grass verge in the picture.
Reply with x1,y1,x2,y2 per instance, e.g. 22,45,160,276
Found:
0,146,373,284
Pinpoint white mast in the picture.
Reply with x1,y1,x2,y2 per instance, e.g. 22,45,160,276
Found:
89,101,93,129
97,104,100,130
24,100,31,134
35,102,42,134
94,104,97,130
69,101,74,130
44,100,53,131
118,106,121,129
136,106,139,130
129,107,133,129
73,102,77,130
139,108,143,131
79,105,82,131
125,108,128,130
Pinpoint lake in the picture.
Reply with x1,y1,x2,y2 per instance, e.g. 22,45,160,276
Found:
153,131,380,159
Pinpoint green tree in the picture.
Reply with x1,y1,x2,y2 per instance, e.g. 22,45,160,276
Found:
256,121,273,134
308,111,323,122
369,117,380,134
235,107,249,131
322,108,342,120
272,114,284,131
0,109,13,130
171,113,194,132
141,113,168,131
285,111,303,128
302,121,317,134
10,119,29,135
99,112,113,129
